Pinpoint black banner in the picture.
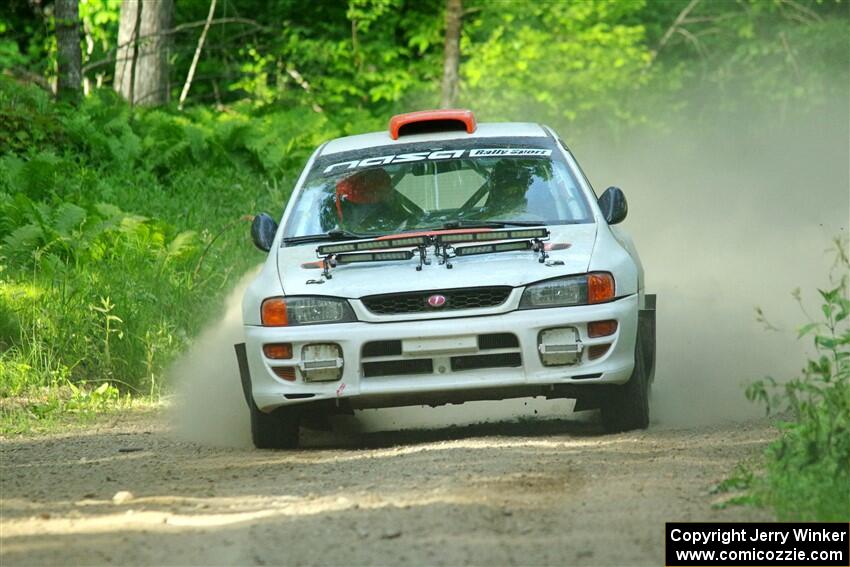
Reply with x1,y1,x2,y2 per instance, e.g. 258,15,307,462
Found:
666,523,849,566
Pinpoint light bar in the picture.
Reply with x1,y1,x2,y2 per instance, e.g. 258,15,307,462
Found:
318,235,428,255
437,228,548,244
358,236,427,250
335,250,415,264
317,242,357,254
453,240,532,257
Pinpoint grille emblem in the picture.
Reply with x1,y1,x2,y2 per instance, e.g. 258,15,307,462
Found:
427,294,447,308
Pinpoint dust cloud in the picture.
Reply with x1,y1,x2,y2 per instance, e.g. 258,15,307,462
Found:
170,95,848,446
576,97,849,425
169,271,255,447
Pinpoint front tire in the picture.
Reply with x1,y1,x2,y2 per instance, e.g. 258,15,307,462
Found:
250,401,301,449
600,335,650,433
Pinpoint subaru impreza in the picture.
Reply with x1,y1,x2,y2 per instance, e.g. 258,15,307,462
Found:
235,109,656,448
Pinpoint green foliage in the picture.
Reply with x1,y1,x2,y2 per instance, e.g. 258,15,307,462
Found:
710,464,761,510
649,0,849,112
0,77,309,404
0,190,202,395
0,19,29,70
462,0,653,133
239,0,444,111
3,0,847,137
78,0,121,75
460,0,848,133
0,82,63,156
745,238,850,521
0,1,55,82
65,380,123,412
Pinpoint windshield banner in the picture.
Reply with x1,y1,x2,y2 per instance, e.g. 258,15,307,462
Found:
323,148,553,175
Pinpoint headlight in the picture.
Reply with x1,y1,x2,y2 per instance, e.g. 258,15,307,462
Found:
261,296,356,326
519,272,615,309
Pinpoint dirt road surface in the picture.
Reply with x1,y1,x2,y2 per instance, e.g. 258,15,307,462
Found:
1,412,775,566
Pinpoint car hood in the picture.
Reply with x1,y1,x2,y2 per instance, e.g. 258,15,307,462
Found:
276,224,597,297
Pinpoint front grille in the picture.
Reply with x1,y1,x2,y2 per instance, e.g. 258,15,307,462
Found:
478,333,519,350
361,287,511,315
362,340,402,358
360,333,522,379
451,353,522,371
363,358,433,378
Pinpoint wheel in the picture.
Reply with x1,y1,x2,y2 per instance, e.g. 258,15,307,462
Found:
600,333,650,433
249,401,301,449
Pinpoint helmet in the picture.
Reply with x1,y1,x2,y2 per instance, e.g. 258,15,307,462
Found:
335,169,393,221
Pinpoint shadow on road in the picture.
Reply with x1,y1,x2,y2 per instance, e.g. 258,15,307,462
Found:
313,414,605,449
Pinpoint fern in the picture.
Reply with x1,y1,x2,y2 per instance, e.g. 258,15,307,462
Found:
164,231,197,262
3,223,44,263
53,203,87,238
93,202,124,220
0,155,24,193
15,152,62,200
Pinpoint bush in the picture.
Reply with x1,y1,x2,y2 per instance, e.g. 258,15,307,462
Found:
0,78,330,404
745,237,850,521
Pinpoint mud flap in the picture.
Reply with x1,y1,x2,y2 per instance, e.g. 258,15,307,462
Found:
234,343,253,408
639,294,656,384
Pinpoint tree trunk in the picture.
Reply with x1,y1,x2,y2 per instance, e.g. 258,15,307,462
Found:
114,0,173,106
178,0,217,110
55,0,82,103
440,0,462,108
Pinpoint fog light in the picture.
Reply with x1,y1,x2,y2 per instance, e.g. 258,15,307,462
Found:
587,320,618,338
299,343,343,382
588,344,611,360
538,327,582,366
263,343,293,359
272,366,296,381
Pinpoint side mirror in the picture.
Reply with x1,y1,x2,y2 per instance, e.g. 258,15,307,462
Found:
250,213,278,252
598,186,628,225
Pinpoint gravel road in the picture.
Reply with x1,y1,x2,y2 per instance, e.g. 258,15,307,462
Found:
1,411,775,566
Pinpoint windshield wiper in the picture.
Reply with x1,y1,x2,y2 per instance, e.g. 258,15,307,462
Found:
439,220,546,229
282,229,377,246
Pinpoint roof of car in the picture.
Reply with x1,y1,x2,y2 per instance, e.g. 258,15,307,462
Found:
320,122,550,156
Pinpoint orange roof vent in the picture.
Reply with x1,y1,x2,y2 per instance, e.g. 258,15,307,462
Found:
388,109,477,140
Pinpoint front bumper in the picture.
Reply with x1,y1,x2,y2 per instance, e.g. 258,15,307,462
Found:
243,295,639,412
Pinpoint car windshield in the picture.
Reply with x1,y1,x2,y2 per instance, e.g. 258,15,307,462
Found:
283,137,593,240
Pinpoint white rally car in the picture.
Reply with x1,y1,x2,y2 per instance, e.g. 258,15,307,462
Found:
235,109,656,449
